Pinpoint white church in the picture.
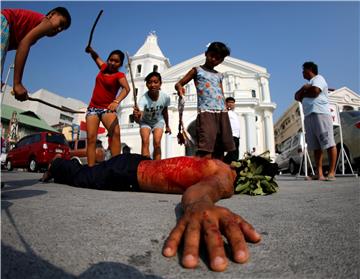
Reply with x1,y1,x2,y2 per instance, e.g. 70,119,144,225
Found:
118,32,277,159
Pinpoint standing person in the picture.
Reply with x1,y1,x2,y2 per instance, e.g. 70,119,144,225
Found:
294,61,337,181
175,42,235,159
85,46,130,167
41,153,262,272
133,72,171,160
224,97,240,164
1,7,71,101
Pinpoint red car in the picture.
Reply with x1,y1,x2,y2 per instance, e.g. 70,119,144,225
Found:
5,132,70,172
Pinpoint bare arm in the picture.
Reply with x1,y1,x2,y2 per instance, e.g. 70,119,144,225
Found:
294,84,321,102
175,67,196,97
85,46,104,69
162,107,171,134
107,77,130,111
13,18,56,101
164,170,261,271
137,158,262,272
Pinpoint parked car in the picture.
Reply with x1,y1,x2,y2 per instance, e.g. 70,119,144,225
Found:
332,110,360,173
5,132,70,172
68,139,105,165
277,110,360,175
275,132,305,174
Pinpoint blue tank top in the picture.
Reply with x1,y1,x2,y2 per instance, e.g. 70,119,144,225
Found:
195,66,225,111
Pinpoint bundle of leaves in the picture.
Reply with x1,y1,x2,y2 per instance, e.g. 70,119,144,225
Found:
231,152,280,196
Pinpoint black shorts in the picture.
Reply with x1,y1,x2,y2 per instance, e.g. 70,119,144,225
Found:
50,154,150,191
196,111,235,153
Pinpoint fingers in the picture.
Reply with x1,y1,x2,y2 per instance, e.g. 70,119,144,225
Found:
239,221,262,243
181,222,201,269
162,218,186,258
202,215,228,272
221,216,249,263
220,212,261,265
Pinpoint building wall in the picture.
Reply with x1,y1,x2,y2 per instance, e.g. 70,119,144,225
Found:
2,87,88,127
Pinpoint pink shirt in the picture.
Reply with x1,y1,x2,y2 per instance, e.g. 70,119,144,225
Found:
1,9,45,50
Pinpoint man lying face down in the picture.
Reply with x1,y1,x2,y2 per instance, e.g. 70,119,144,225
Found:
41,153,261,272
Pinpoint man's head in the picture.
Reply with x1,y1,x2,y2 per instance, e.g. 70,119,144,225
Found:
46,7,71,36
302,61,318,80
225,97,235,111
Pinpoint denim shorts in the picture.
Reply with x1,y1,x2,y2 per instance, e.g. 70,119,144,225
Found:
86,107,113,119
139,119,165,130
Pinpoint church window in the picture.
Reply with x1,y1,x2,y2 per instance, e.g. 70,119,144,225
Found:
153,65,158,72
343,105,354,111
136,65,142,76
251,90,256,98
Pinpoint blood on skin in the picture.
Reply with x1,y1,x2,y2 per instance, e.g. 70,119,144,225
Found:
138,157,215,192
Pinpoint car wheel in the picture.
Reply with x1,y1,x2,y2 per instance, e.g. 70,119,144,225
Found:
289,160,299,175
28,158,38,172
6,160,13,171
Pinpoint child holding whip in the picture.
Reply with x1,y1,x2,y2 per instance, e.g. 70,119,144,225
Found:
133,72,171,160
85,46,130,166
175,42,235,159
1,7,71,101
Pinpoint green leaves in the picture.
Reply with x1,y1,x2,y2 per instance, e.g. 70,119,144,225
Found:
232,153,279,196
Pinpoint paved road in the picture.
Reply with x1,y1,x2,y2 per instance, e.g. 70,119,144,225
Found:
1,170,359,279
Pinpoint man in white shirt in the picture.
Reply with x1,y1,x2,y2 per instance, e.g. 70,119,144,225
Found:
224,97,241,163
294,62,337,181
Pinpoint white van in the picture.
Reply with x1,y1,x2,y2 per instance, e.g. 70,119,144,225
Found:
275,132,305,174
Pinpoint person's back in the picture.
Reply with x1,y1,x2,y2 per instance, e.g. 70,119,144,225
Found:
1,9,45,50
41,153,261,272
137,156,236,193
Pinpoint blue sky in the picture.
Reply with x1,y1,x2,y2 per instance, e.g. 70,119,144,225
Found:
2,1,359,122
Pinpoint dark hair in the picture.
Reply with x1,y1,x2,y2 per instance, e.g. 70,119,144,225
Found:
145,71,162,83
226,97,235,102
107,50,125,65
47,7,71,29
302,61,318,75
206,42,231,58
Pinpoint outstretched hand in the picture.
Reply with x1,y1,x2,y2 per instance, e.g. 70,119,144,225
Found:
162,202,261,272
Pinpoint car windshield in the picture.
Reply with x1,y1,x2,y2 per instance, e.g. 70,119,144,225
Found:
344,111,360,118
46,133,68,145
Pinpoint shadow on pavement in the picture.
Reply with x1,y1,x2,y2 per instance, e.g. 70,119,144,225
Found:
1,179,41,189
2,243,164,279
1,189,47,201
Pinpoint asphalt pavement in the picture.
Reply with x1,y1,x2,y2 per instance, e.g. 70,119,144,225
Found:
1,170,359,279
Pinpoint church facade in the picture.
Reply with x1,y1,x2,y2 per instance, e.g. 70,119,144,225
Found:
118,32,277,159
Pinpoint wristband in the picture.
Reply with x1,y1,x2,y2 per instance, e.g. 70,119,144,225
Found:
113,100,120,104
